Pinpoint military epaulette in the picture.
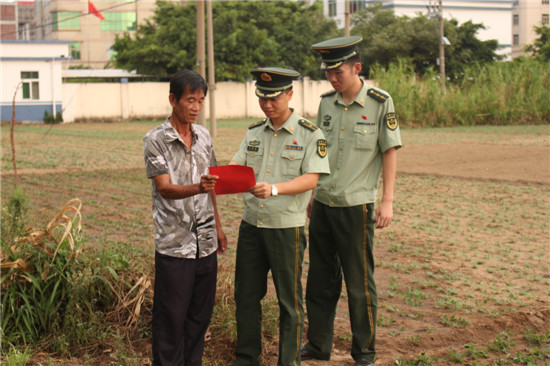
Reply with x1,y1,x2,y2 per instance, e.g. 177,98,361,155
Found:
320,89,337,98
367,88,389,103
249,119,267,129
299,119,319,131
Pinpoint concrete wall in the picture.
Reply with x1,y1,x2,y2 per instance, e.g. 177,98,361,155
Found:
61,78,335,123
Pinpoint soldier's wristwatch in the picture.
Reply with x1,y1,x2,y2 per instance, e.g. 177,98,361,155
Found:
271,184,278,197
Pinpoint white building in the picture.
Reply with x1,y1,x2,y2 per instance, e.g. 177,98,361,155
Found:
512,0,550,58
0,40,70,122
324,0,515,58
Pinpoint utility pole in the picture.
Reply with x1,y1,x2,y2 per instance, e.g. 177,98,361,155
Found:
207,0,216,137
344,0,350,36
438,0,446,92
196,0,206,126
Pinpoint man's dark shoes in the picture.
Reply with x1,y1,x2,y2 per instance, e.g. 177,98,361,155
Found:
355,358,374,366
300,346,330,361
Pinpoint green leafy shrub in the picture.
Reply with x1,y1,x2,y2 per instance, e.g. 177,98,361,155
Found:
43,111,63,124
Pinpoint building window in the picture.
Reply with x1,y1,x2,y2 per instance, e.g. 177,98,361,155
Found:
543,14,549,25
513,14,519,26
100,12,136,31
349,0,365,14
328,0,337,17
513,34,519,46
69,42,81,60
21,71,39,100
52,11,80,31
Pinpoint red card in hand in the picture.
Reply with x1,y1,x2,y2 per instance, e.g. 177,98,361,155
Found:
209,165,256,195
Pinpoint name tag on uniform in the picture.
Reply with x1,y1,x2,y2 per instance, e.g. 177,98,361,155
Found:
247,146,259,152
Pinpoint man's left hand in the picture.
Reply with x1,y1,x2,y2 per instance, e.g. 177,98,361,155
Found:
375,200,393,229
249,182,272,199
217,228,228,254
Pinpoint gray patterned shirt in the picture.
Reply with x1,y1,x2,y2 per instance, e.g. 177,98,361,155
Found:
144,118,218,259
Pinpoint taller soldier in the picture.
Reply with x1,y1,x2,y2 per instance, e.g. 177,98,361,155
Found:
301,36,402,366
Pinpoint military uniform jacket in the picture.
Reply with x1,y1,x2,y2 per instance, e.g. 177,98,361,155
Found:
232,110,330,228
314,83,402,207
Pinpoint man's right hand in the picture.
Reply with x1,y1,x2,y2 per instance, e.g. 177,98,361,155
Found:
199,174,219,193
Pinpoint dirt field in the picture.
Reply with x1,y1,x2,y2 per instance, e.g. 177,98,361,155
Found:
303,141,550,366
1,123,549,365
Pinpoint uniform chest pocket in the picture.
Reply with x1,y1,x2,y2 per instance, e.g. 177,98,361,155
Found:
281,149,305,177
246,147,264,176
353,124,377,150
322,120,333,134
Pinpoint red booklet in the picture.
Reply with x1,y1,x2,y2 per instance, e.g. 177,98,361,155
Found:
209,165,256,195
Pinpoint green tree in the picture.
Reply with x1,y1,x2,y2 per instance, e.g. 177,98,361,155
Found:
112,1,338,81
350,4,502,79
525,24,550,61
444,19,503,78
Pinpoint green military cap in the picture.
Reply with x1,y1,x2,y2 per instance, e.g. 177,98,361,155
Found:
311,36,362,71
250,67,300,99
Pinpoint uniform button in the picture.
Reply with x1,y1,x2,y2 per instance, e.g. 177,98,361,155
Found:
363,130,367,134
290,156,294,160
250,152,254,156
270,152,274,156
274,133,278,137
260,204,264,208
336,166,340,170
344,108,348,111
331,184,335,188
259,217,263,220
341,127,345,131
267,170,271,174
339,147,343,151
330,202,334,206
259,222,263,226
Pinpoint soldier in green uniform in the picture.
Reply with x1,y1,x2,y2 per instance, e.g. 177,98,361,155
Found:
230,67,330,366
301,37,402,366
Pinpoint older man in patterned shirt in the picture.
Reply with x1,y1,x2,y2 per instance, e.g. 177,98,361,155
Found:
144,70,227,366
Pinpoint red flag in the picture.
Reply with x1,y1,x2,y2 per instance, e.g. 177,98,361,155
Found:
88,0,105,20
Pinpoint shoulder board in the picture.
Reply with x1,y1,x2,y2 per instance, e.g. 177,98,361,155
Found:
248,119,267,129
367,88,389,103
321,89,337,98
299,119,319,131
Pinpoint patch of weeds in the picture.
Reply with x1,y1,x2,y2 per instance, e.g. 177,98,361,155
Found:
440,314,471,327
512,347,550,364
389,275,401,290
523,327,550,346
395,352,438,365
383,302,401,314
436,295,469,311
401,287,426,307
446,349,466,363
407,335,420,346
377,314,396,327
488,330,515,354
1,344,33,366
464,342,489,358
339,333,352,341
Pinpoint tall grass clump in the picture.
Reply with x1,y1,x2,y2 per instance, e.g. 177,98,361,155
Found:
372,58,549,127
1,196,153,360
